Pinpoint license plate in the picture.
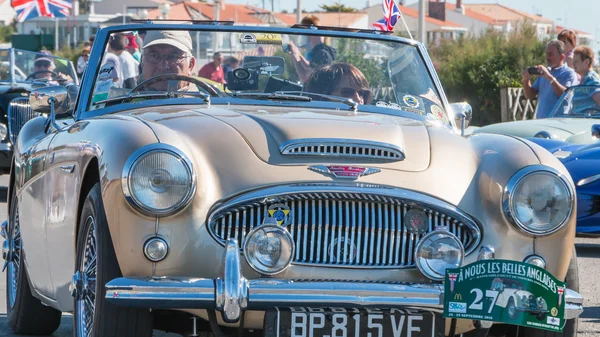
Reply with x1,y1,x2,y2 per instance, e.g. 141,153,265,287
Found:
264,307,443,337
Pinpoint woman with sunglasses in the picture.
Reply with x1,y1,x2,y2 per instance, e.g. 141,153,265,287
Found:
304,63,372,105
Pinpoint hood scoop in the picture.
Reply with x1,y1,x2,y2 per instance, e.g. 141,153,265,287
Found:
280,138,405,162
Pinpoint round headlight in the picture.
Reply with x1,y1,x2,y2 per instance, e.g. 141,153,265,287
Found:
503,166,574,236
243,224,294,275
122,144,195,216
415,229,464,281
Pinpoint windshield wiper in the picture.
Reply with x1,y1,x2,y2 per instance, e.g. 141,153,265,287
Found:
232,92,312,102
93,90,210,106
276,91,359,111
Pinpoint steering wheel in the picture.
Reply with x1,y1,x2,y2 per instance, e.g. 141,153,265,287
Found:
25,70,61,81
130,74,221,97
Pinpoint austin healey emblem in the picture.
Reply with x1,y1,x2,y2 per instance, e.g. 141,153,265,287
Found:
308,165,380,180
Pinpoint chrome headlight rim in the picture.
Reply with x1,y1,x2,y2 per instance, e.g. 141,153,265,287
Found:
122,143,196,217
242,224,295,276
415,228,465,281
502,165,574,236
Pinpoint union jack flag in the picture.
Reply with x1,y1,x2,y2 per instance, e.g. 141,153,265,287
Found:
371,0,400,31
12,0,72,23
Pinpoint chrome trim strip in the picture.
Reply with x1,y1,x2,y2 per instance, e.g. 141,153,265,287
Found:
121,143,197,217
60,164,76,173
502,165,575,236
206,184,483,268
0,143,11,152
280,138,405,161
105,239,584,322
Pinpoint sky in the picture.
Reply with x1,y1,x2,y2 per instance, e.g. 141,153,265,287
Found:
227,0,599,49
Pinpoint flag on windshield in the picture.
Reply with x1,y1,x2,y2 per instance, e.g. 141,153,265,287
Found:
12,0,72,22
372,0,400,31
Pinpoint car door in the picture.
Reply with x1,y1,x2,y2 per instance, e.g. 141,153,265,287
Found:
18,132,57,300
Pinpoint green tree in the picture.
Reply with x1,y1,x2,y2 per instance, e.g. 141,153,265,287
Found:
0,20,17,43
428,23,547,126
319,3,358,12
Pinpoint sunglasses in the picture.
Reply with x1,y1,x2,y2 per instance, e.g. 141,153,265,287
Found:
339,87,372,102
34,60,52,68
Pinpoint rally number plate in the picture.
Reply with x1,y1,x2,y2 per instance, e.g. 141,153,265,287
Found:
264,307,443,337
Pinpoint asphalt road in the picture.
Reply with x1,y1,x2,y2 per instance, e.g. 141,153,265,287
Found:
0,174,596,337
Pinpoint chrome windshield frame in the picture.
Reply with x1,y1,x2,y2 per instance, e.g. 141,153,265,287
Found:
74,23,455,130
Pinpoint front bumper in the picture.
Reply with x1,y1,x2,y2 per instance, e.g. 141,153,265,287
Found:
105,239,584,324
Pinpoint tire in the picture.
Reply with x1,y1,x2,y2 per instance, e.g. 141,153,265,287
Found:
5,191,62,335
73,183,153,337
516,248,579,337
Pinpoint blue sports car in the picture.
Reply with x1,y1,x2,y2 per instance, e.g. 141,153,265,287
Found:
528,134,600,235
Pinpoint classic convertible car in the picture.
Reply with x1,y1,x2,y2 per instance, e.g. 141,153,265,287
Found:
490,278,549,321
0,48,78,175
470,85,600,144
1,23,583,337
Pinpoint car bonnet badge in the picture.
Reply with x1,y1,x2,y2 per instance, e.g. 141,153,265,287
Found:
267,203,291,226
308,165,381,179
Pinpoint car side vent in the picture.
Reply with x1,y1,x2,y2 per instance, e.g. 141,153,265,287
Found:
280,139,405,161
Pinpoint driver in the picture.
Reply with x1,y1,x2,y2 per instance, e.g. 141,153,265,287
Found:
31,53,73,84
140,30,197,91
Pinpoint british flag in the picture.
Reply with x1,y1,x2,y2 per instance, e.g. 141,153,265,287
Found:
371,0,401,31
11,0,72,23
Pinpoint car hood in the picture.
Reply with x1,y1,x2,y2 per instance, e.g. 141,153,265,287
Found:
474,118,596,142
128,105,433,172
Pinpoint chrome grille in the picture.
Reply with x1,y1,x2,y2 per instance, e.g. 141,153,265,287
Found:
8,98,38,145
280,139,405,161
208,185,481,269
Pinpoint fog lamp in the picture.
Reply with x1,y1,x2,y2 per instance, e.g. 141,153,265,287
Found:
415,229,464,281
143,237,169,262
0,124,6,142
524,255,546,269
243,224,294,275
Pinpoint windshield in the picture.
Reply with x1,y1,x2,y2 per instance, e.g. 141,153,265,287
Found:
0,49,77,85
86,27,449,124
550,85,600,118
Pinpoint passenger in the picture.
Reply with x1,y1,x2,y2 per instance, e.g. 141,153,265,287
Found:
287,15,336,82
304,63,372,105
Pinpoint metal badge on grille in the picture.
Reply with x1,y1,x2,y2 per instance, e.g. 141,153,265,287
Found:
308,165,380,180
267,203,291,226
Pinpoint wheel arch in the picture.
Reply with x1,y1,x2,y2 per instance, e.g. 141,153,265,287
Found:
75,157,100,254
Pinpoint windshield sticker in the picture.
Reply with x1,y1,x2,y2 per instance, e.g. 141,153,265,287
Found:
420,88,443,106
92,79,113,104
403,95,420,108
430,105,448,124
239,33,282,45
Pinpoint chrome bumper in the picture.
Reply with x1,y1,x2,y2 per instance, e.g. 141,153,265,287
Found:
105,239,585,324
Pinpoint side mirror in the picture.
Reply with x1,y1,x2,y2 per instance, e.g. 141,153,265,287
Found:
592,124,600,140
29,86,68,130
450,102,473,136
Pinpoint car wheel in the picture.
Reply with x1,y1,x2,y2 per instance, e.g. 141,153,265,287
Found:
507,298,518,320
516,248,579,337
5,191,62,335
73,183,153,337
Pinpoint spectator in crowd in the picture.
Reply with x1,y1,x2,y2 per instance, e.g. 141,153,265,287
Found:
198,52,225,84
557,29,577,69
287,15,336,82
77,44,91,79
572,45,600,106
222,56,239,79
127,34,141,62
89,35,96,47
108,33,139,88
522,40,579,119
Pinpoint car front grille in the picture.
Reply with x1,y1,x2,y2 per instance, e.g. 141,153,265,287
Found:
207,185,481,269
7,98,39,145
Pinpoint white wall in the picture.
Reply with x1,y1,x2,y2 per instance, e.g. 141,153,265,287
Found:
0,0,16,26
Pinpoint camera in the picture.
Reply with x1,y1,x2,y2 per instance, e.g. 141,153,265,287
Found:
527,66,543,75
